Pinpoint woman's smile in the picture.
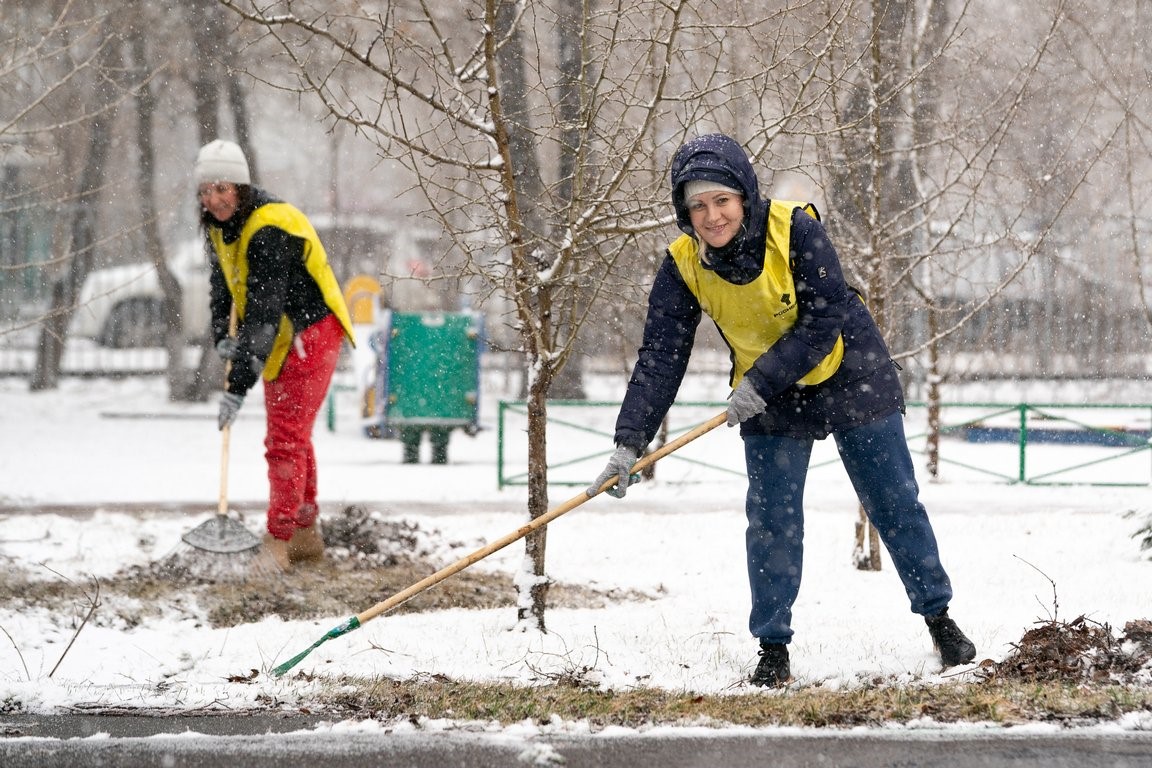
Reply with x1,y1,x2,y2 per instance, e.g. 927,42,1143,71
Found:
687,191,744,248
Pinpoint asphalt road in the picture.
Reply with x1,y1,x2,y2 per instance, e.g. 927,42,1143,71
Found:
3,713,1152,767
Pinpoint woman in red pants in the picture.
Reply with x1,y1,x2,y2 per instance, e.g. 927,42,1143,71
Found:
195,139,355,570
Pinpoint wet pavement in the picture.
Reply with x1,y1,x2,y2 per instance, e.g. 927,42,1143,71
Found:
3,712,1152,767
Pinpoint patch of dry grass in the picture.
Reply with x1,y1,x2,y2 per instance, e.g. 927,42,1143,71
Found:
287,608,1152,729
300,675,1152,729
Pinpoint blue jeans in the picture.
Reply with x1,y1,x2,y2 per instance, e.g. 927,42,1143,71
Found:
743,411,953,644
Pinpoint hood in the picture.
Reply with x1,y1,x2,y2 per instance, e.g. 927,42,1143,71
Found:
670,133,761,236
669,134,769,283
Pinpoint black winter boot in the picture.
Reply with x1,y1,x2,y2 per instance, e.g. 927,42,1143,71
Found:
750,643,790,687
925,609,977,667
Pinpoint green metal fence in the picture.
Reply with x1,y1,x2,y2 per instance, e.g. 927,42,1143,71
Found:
903,402,1152,486
496,400,1152,489
497,400,743,489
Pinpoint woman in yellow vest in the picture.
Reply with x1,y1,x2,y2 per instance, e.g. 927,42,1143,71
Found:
587,134,975,687
195,139,355,571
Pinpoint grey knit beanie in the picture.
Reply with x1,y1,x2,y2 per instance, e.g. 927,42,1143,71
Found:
683,179,742,202
194,139,250,185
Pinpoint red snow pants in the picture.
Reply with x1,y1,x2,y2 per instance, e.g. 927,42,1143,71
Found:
263,313,344,541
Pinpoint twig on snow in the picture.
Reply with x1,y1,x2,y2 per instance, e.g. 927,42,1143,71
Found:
0,624,30,682
48,574,102,679
1013,554,1059,622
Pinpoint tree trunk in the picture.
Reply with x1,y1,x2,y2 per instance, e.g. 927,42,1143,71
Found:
128,23,190,400
189,0,223,141
517,359,553,631
925,305,941,479
183,0,241,402
852,504,882,571
544,0,587,403
228,77,258,182
844,0,922,570
31,28,120,391
493,0,555,631
915,1,949,472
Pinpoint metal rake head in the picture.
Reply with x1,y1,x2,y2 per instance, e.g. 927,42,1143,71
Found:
181,515,261,554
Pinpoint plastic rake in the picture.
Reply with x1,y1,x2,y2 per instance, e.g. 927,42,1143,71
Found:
269,411,728,677
179,303,262,559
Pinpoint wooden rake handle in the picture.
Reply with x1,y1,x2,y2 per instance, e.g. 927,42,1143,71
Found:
354,410,728,626
218,304,239,518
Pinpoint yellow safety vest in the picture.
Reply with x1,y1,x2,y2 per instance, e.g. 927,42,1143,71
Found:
209,203,355,380
668,200,843,388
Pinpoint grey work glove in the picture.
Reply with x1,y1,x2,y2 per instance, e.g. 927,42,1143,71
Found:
586,445,641,499
218,391,245,431
727,378,767,427
215,337,239,361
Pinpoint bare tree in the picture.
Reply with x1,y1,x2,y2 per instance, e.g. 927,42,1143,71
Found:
5,0,1147,641
0,3,95,335
181,0,260,402
792,0,1131,565
812,4,1109,393
6,2,198,392
125,5,190,399
203,0,1151,617
31,12,126,390
1060,2,1152,343
209,0,894,627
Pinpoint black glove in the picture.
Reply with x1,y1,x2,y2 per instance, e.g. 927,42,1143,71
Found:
586,445,641,499
218,392,244,431
727,378,767,427
225,322,276,392
226,355,265,397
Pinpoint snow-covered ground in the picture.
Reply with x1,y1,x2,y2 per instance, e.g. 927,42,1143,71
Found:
1,370,1150,731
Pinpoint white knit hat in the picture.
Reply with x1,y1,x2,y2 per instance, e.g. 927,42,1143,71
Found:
683,179,741,201
194,139,250,185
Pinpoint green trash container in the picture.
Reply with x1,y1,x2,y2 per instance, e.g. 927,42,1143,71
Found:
368,311,483,458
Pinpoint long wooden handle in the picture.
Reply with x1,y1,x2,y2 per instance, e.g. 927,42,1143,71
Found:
354,410,728,626
218,425,231,517
218,304,238,519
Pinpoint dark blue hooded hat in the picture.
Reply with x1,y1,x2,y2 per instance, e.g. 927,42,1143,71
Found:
670,133,760,235
669,134,769,281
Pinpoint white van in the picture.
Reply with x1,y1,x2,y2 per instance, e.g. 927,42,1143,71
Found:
68,216,441,348
69,239,212,348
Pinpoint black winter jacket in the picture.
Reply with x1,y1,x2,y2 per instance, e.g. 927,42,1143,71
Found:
206,188,332,395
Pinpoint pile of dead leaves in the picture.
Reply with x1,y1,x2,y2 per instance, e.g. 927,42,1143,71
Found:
320,504,432,566
980,615,1152,685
